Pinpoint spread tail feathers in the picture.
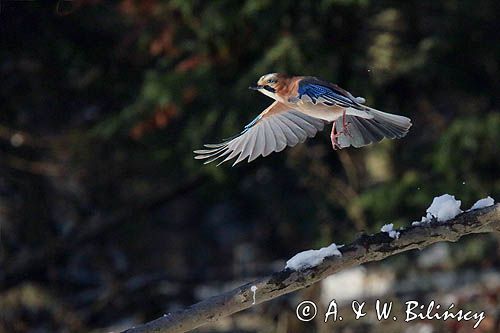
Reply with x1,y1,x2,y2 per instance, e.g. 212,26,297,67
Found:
335,108,412,148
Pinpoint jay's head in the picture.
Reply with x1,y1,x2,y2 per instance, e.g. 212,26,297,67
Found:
249,73,287,98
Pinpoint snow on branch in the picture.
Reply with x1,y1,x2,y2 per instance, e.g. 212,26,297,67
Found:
121,201,499,333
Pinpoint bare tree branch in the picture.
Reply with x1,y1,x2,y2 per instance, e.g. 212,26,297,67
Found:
121,203,500,333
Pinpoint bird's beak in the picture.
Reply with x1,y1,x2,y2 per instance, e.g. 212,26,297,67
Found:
263,86,276,93
249,84,276,93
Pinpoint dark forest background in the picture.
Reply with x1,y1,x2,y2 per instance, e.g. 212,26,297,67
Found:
1,1,499,332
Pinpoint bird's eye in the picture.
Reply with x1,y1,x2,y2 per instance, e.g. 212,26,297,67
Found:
267,79,276,84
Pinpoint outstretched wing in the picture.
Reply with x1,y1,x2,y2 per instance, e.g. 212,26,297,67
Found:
194,101,326,166
297,77,364,109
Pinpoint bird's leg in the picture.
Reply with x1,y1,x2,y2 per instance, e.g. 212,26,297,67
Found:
330,121,342,150
340,110,352,138
330,110,353,150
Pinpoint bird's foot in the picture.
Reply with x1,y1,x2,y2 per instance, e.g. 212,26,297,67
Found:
331,139,342,150
342,121,353,138
331,122,342,150
340,110,353,138
330,121,353,150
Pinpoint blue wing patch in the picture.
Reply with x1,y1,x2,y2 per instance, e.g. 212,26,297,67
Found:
244,114,262,129
297,80,358,108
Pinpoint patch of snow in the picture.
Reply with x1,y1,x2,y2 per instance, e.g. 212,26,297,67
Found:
285,243,342,270
426,194,463,221
412,216,428,227
468,196,494,211
412,194,463,226
381,223,400,239
250,285,257,305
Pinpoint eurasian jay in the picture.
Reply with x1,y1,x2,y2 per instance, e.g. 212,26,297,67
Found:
194,73,411,166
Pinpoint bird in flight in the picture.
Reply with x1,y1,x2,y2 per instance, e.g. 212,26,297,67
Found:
194,73,411,166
